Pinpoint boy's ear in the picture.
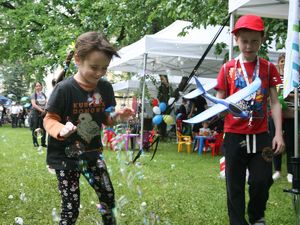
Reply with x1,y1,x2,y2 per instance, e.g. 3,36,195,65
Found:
74,53,81,65
234,35,238,43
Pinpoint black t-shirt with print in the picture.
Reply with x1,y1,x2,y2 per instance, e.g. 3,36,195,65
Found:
46,77,116,170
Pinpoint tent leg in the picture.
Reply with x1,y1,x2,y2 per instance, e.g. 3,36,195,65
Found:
284,157,300,225
132,53,148,164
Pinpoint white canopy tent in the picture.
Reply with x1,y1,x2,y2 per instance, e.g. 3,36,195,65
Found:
229,0,299,19
112,75,216,96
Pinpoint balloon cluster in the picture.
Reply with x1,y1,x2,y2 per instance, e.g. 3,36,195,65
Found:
151,98,174,125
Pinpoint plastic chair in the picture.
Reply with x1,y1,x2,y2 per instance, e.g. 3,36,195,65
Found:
176,131,192,153
102,128,116,150
206,132,224,157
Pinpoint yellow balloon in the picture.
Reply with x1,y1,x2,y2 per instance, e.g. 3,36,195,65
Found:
163,115,174,125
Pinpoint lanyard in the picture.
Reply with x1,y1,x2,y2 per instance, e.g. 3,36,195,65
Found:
234,54,260,126
238,54,260,85
235,54,260,85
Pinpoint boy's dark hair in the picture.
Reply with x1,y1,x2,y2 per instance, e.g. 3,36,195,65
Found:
75,31,119,60
52,31,119,86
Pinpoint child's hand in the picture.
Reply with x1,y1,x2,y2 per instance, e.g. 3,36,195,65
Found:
272,134,285,155
59,122,77,138
117,107,135,121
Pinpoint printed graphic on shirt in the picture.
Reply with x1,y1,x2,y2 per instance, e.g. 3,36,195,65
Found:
65,91,106,157
77,113,99,143
229,68,265,119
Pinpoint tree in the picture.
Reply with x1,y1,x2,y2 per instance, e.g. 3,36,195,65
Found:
0,62,29,101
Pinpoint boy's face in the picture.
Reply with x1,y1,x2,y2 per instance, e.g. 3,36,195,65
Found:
75,50,111,85
234,30,264,62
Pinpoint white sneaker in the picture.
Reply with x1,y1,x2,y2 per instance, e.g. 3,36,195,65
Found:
251,218,266,225
287,173,293,183
272,171,281,181
47,165,56,175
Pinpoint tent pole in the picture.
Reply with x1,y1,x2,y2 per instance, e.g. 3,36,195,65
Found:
295,87,299,157
139,53,148,151
229,12,235,60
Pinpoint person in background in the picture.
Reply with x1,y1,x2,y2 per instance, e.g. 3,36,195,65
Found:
44,31,133,225
30,81,47,147
199,121,211,136
188,93,207,138
10,101,20,128
17,103,25,127
0,103,4,127
215,15,285,225
175,97,191,135
272,53,298,183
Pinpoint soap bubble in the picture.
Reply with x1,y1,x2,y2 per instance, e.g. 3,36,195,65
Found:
34,128,44,139
14,217,23,225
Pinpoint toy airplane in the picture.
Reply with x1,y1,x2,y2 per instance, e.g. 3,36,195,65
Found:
183,76,262,124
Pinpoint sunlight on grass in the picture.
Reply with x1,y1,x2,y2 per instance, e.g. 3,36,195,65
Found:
0,126,294,225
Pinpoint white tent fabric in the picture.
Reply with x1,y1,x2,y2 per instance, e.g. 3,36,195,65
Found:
228,0,300,19
112,76,216,96
109,20,231,78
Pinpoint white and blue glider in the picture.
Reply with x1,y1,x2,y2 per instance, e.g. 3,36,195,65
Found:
183,76,261,124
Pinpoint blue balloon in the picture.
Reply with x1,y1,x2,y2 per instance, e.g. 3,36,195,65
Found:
159,102,167,113
152,115,163,125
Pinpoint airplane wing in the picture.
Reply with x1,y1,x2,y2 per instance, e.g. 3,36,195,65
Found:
183,79,217,99
226,77,261,103
183,103,227,124
183,77,261,124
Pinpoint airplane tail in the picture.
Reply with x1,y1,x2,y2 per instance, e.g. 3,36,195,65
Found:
194,76,206,95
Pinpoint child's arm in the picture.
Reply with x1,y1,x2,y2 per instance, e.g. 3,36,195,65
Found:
43,112,77,140
216,90,226,99
104,107,134,126
269,86,285,154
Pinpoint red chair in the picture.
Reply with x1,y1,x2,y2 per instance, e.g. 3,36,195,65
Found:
205,132,224,157
102,128,116,150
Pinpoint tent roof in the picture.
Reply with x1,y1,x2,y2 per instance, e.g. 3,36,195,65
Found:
109,20,231,78
228,0,299,19
112,75,216,96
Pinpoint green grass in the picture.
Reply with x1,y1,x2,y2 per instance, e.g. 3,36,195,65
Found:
0,126,294,225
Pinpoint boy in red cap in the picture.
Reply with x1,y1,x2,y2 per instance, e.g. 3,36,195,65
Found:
215,14,285,225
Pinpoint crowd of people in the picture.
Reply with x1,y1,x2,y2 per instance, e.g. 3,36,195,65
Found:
0,102,28,128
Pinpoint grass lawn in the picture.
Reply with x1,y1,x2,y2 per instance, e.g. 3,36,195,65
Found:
0,126,294,225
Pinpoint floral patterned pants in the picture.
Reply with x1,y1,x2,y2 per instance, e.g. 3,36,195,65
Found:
55,157,116,225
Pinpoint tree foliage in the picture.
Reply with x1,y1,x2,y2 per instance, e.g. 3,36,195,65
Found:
0,0,287,84
1,62,29,100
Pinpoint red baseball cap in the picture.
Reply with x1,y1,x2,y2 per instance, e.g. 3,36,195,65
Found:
231,14,264,34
